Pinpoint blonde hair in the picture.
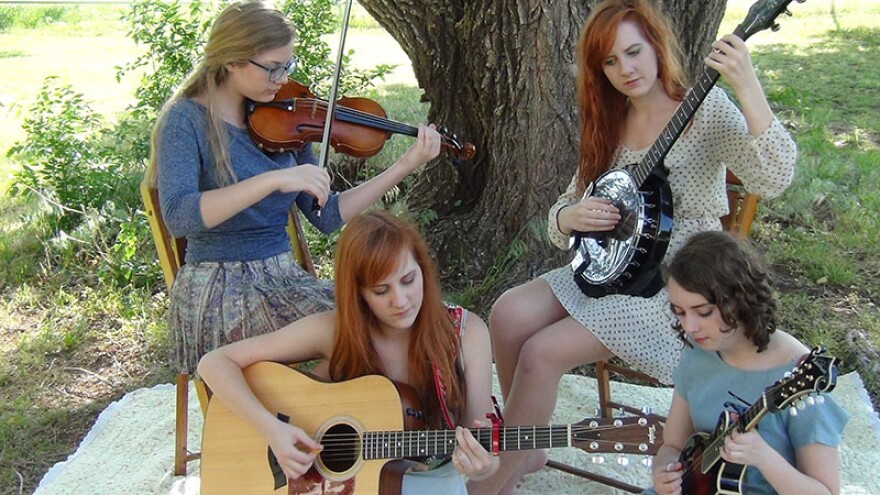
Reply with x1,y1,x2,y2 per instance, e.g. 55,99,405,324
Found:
147,1,294,186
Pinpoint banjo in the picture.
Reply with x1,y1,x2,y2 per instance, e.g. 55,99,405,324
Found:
569,0,802,298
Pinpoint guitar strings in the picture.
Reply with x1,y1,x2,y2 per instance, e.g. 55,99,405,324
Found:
309,424,650,462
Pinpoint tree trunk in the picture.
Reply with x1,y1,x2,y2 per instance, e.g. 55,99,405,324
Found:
357,0,727,306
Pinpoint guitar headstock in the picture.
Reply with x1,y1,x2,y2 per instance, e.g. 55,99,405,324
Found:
765,346,839,414
570,414,664,456
736,0,806,41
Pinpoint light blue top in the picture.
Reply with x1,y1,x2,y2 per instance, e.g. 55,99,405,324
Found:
670,343,850,494
156,98,343,263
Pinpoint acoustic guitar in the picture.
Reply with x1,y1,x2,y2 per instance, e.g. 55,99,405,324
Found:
200,362,664,494
679,346,838,495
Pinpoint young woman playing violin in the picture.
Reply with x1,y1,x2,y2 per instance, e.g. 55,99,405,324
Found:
148,0,441,372
198,210,499,494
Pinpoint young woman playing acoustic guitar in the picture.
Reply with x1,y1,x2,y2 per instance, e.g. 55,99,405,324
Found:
198,210,498,494
649,230,849,495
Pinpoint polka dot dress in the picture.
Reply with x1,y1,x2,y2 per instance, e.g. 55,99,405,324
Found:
542,87,797,384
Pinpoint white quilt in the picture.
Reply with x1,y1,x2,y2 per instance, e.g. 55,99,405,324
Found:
34,371,880,495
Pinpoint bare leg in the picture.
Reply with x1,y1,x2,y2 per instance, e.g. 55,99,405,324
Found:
489,279,569,400
470,315,613,494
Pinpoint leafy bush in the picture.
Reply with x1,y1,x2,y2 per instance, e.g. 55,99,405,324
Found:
6,78,127,233
0,7,14,32
5,0,401,290
112,0,215,167
0,5,75,31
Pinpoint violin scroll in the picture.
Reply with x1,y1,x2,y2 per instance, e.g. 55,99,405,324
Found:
438,125,476,162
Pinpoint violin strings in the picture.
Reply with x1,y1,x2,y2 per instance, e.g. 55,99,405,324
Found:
295,98,418,136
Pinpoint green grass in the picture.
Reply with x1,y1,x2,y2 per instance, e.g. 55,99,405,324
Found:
1,1,879,494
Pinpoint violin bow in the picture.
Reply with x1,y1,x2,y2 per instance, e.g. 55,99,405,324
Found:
311,0,354,216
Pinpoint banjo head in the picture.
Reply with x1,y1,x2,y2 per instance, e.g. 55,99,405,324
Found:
569,170,645,285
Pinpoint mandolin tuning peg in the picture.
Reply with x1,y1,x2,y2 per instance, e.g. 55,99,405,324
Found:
437,125,449,135
806,396,816,406
642,457,653,469
797,400,807,411
771,23,780,32
640,406,653,416
616,455,630,466
591,455,606,465
784,9,792,16
816,395,826,404
789,406,798,417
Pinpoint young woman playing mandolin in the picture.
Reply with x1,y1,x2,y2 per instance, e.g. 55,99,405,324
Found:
473,0,797,492
648,230,849,495
149,0,442,373
198,210,498,494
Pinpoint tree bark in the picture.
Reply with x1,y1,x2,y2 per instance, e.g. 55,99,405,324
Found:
357,0,727,305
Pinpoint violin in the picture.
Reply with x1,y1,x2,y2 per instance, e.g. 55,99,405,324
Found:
245,80,475,161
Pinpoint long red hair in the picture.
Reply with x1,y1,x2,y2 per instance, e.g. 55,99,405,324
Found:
575,0,688,193
330,211,464,428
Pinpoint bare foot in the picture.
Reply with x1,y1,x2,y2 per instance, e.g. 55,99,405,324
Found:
498,450,548,495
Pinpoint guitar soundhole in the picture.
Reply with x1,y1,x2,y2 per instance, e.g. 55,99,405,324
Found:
319,422,361,474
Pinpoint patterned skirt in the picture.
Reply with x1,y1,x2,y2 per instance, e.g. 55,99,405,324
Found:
168,251,334,373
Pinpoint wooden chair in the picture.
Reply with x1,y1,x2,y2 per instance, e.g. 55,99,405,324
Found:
139,169,317,476
547,170,761,492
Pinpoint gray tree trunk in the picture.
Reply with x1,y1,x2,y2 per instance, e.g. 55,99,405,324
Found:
357,0,727,304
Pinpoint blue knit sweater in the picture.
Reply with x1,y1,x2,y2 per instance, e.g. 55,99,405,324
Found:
156,99,343,263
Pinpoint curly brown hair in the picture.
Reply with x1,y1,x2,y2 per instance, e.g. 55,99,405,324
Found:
662,231,778,351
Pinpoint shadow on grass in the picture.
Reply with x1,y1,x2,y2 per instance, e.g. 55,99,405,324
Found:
756,26,879,136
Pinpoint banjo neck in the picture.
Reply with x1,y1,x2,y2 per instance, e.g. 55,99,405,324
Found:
631,67,721,186
631,20,761,187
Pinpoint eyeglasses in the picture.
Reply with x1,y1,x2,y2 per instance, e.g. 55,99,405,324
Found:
249,56,298,82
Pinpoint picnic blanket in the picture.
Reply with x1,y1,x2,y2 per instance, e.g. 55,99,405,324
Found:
34,371,880,495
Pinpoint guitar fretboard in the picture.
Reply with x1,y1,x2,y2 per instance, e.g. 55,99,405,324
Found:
363,426,571,460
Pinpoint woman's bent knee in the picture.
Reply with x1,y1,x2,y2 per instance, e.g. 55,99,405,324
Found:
490,280,560,336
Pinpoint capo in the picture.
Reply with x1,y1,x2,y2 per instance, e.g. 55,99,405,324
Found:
485,396,504,456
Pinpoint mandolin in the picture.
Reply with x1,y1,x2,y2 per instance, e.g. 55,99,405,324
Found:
679,347,838,495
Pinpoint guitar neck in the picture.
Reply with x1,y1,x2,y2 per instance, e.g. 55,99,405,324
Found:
363,425,572,460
